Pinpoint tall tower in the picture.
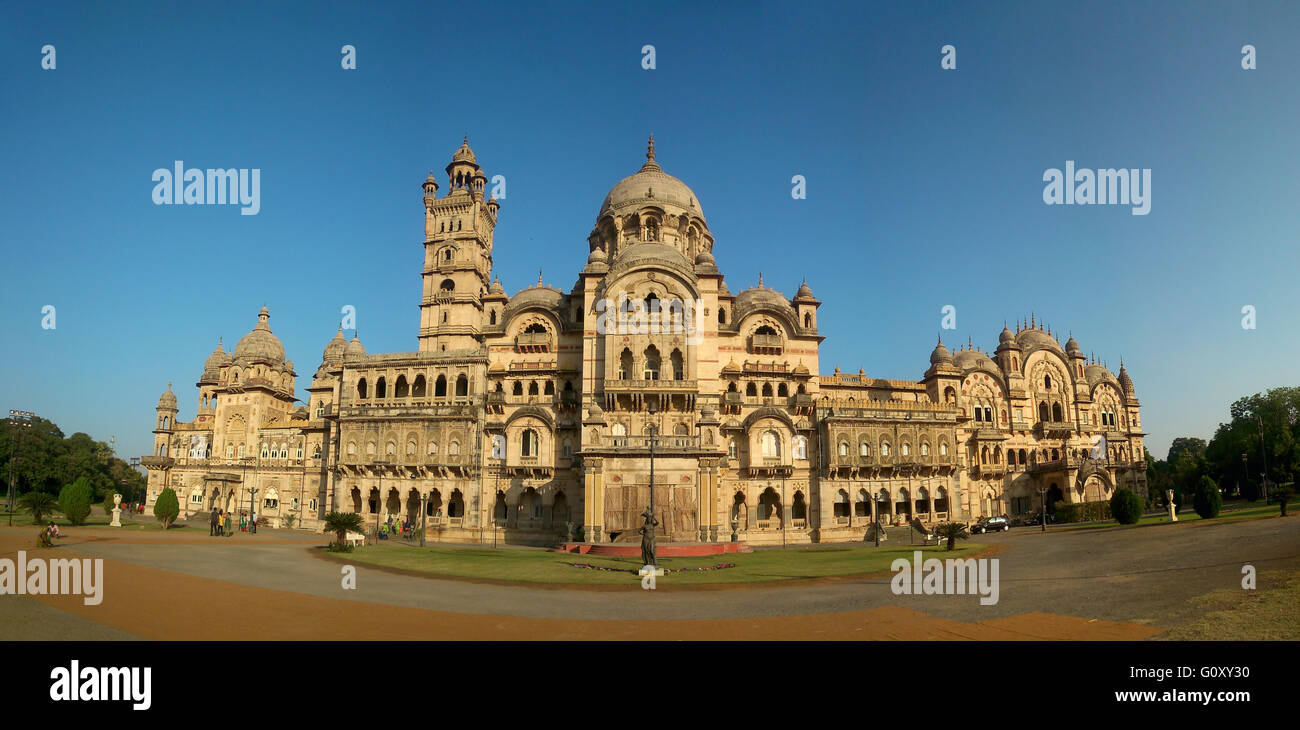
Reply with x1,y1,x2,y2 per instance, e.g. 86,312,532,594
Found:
418,138,501,352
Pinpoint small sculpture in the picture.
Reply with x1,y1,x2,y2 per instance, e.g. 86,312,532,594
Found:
110,493,123,527
639,507,659,566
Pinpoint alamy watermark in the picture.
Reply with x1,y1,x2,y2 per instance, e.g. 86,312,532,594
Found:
1,551,103,605
152,161,260,215
594,292,708,345
1043,161,1150,215
891,550,999,605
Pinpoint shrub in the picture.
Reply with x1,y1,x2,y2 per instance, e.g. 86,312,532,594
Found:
18,491,57,524
153,488,180,529
57,478,94,526
933,521,969,551
323,511,364,549
1192,476,1222,519
1110,487,1143,525
1276,486,1293,517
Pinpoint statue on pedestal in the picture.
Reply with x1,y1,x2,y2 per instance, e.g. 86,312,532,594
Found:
639,507,659,567
110,493,123,527
1166,489,1178,522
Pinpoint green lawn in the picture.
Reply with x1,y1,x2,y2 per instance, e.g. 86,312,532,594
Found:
1053,498,1298,531
331,541,987,586
1158,568,1300,640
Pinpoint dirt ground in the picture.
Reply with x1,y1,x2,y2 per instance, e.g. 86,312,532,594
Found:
0,529,1160,640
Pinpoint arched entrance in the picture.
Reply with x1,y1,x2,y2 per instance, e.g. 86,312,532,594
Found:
1045,483,1064,516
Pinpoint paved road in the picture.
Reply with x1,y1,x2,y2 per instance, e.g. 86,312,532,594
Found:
57,515,1300,625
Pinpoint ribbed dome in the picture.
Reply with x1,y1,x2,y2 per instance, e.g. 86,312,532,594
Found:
598,136,704,222
1118,363,1135,394
451,137,476,165
999,326,1016,345
953,348,998,374
930,339,953,366
344,335,366,359
233,307,286,365
1065,335,1081,355
694,249,715,266
794,281,815,300
1016,328,1062,353
488,278,506,296
588,247,608,264
200,339,230,383
322,327,347,363
158,382,177,409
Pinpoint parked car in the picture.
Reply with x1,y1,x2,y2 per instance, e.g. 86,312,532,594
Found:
971,516,1010,534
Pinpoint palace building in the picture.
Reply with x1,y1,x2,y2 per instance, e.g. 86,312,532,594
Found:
141,137,1147,544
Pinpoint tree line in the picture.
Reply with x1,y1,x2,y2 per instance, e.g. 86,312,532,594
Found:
1148,386,1299,504
2,415,146,505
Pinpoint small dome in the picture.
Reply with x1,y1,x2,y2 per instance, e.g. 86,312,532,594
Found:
694,249,715,266
721,358,741,374
930,339,953,366
999,326,1015,344
718,280,732,297
233,306,286,365
451,137,477,165
200,339,230,382
793,360,810,375
488,278,506,296
158,382,177,409
1118,364,1135,394
1065,335,1081,355
588,247,608,264
953,348,998,375
344,335,366,359
794,281,815,300
322,327,347,364
1016,328,1062,353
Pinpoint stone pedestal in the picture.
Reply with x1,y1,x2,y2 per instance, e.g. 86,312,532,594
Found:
110,493,123,527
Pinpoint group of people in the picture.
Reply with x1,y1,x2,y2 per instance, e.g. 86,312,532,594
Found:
376,516,416,540
208,509,259,537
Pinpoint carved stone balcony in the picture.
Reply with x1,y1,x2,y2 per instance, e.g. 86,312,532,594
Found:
749,334,783,355
514,332,552,353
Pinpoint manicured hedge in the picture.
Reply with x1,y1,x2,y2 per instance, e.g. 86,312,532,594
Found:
1053,500,1112,524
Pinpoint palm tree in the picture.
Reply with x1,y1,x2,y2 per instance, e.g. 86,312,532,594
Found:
19,492,58,525
323,511,364,547
933,521,970,551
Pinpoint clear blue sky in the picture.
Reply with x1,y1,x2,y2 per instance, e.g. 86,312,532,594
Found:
2,0,1297,463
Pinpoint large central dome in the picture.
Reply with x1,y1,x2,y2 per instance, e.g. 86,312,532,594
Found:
233,306,287,365
598,135,704,222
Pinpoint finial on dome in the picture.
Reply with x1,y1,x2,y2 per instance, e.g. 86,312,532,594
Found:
537,269,543,286
758,271,764,288
647,133,655,162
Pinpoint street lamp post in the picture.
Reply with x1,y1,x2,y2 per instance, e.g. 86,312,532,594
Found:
874,494,884,547
419,489,429,548
646,397,660,534
7,411,34,526
1256,415,1270,502
1037,485,1047,533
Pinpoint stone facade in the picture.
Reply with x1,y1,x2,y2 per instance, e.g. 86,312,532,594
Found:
141,137,1147,543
